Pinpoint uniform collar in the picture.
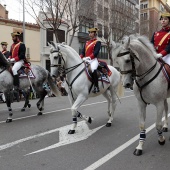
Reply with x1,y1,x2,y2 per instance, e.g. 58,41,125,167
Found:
89,38,97,42
161,26,170,31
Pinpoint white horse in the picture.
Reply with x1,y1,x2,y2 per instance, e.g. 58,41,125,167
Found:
111,35,169,156
49,42,123,134
0,52,60,122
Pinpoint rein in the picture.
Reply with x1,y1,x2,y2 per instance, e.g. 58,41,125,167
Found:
50,48,85,101
117,49,163,104
0,67,7,74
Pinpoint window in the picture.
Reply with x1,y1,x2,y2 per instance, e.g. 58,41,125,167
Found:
57,29,65,43
46,28,53,46
46,60,51,72
98,46,108,59
97,24,102,37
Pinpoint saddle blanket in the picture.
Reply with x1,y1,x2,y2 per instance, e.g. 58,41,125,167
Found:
85,67,110,84
19,69,36,79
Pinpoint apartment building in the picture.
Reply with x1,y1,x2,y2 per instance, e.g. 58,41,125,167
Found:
39,0,140,69
140,0,170,39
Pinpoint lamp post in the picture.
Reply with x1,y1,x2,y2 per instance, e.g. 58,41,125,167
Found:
23,0,25,43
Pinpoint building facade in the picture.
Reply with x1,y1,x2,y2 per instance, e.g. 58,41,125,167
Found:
140,0,170,39
39,0,140,69
0,4,40,65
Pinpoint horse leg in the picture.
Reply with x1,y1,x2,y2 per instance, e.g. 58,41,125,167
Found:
156,102,165,145
36,89,47,116
21,89,31,112
68,95,88,134
162,99,168,132
102,90,112,127
107,86,118,127
133,101,147,156
4,91,13,123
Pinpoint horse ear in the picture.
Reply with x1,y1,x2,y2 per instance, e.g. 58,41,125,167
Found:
62,42,66,45
111,41,116,49
124,37,130,49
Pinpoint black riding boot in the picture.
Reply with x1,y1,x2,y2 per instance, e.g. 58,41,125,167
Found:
13,75,20,102
92,70,100,93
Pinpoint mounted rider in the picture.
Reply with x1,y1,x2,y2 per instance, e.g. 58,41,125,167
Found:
151,12,170,65
80,27,101,93
1,42,10,59
8,31,26,91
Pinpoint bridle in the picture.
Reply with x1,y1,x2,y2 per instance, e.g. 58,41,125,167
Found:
117,49,163,104
50,46,85,101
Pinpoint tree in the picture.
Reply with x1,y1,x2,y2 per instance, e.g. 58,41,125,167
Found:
65,0,96,45
102,0,137,65
24,0,69,42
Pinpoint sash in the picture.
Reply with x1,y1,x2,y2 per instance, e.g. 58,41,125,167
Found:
85,40,97,53
158,31,170,46
12,42,21,57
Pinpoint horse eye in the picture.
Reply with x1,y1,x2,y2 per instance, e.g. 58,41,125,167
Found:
125,59,130,63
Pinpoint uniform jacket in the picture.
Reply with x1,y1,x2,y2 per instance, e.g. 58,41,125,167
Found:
151,26,170,56
9,41,26,61
2,50,10,59
80,38,101,59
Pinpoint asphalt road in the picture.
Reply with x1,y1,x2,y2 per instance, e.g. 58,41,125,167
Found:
0,90,170,170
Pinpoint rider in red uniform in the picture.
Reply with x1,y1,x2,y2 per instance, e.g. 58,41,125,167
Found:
80,27,101,93
151,12,170,64
1,42,10,59
9,31,26,91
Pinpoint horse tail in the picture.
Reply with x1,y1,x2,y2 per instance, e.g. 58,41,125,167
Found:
117,73,124,97
47,72,60,96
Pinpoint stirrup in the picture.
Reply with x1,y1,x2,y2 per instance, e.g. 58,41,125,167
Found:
92,86,100,93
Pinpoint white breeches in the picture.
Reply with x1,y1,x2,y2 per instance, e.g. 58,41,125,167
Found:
88,58,99,72
12,60,24,75
162,54,170,65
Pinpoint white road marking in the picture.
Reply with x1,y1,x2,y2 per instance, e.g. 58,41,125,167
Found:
0,127,59,151
0,121,104,154
25,121,104,156
84,114,170,170
0,95,134,124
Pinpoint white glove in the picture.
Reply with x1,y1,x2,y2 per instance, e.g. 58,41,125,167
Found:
10,58,15,62
83,57,91,61
156,53,163,59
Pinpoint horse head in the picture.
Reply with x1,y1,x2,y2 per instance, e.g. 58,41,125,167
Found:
49,42,63,78
110,38,134,89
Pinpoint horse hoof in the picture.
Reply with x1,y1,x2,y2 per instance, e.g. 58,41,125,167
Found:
162,127,168,132
28,104,31,108
158,140,165,145
88,117,92,124
68,130,75,134
21,108,25,112
133,149,142,156
37,112,43,116
6,119,12,123
106,123,111,127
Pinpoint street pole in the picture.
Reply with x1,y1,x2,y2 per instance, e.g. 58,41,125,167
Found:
23,0,25,43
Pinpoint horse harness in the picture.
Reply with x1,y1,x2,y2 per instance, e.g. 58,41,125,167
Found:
117,49,164,105
50,48,85,101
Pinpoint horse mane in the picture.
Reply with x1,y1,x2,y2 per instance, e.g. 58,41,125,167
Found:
135,35,157,57
0,52,10,68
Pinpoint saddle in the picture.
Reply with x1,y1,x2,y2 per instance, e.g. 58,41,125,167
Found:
10,62,35,79
85,60,111,84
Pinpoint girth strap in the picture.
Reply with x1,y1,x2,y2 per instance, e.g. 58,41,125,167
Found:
66,66,86,101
